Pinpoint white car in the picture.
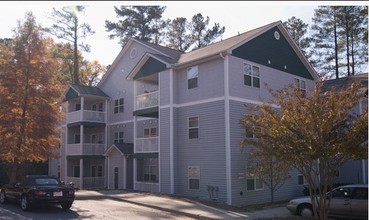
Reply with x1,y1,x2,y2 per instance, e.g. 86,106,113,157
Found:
286,184,368,219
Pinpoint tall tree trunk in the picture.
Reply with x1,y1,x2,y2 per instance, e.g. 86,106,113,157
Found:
350,31,355,75
334,10,339,79
73,38,79,84
344,7,351,76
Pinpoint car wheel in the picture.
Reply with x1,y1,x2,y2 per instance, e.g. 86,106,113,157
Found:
300,205,313,218
0,191,6,204
61,202,73,209
21,195,31,211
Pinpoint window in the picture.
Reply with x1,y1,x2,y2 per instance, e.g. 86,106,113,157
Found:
73,166,80,177
189,166,200,190
143,165,157,182
187,66,198,89
246,167,263,190
114,132,124,144
74,134,81,144
243,63,260,88
137,158,158,183
92,103,103,112
144,127,157,138
244,115,255,138
188,116,199,139
298,174,306,185
114,98,124,113
294,78,306,93
91,165,103,177
75,103,81,111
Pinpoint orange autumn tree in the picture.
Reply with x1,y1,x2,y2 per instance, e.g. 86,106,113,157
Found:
240,81,367,220
0,12,63,183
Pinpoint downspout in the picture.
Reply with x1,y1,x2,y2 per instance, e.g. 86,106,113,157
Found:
220,51,232,205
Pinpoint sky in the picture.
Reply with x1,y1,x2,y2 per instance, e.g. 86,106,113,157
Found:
1,1,365,66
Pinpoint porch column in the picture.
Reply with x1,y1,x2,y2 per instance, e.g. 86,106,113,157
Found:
80,125,84,189
133,80,137,190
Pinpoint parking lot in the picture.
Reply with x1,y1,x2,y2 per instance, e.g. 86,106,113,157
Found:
0,190,296,219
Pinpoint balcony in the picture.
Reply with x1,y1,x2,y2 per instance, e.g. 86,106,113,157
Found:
67,144,105,156
67,110,106,125
135,91,158,110
135,137,158,153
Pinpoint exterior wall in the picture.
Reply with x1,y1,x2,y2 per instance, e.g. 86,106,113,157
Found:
174,58,224,104
335,160,368,184
159,107,171,193
174,100,227,202
228,55,315,101
106,148,125,189
229,101,305,206
108,122,134,146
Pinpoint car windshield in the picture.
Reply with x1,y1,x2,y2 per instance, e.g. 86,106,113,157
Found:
34,178,60,186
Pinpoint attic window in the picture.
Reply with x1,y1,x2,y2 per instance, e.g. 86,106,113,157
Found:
274,31,280,40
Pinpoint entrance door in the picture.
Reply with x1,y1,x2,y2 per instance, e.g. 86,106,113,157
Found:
114,167,119,189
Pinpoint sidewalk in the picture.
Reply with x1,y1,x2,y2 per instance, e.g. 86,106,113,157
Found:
75,190,296,219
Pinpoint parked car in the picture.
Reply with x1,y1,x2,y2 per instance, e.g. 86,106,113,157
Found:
0,175,75,211
286,184,368,219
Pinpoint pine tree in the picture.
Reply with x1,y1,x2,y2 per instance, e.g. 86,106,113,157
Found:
188,13,225,49
166,17,192,52
105,6,166,46
45,6,95,85
283,16,311,60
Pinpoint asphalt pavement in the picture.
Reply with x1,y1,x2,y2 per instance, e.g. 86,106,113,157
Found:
74,189,296,219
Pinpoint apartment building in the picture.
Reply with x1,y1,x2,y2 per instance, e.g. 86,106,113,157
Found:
49,21,320,206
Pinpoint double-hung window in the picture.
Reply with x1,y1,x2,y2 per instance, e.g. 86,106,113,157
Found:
187,66,198,89
246,166,263,190
188,116,199,139
294,78,306,93
188,166,200,190
114,132,124,144
144,164,158,182
114,98,124,113
244,63,260,88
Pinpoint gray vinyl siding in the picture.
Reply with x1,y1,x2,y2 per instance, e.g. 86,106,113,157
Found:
335,160,368,184
174,100,227,203
108,122,134,146
229,100,305,206
159,107,171,193
159,70,170,106
228,55,315,101
136,119,158,138
174,58,224,104
107,148,124,189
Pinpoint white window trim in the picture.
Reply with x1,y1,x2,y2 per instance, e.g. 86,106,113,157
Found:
188,116,199,140
188,166,200,190
243,62,261,88
114,131,124,143
294,78,307,92
246,167,264,191
114,98,124,114
187,66,199,90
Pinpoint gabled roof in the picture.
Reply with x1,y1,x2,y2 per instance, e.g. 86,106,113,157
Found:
63,84,109,102
104,143,133,156
322,73,368,93
177,21,279,65
100,20,318,84
98,38,183,86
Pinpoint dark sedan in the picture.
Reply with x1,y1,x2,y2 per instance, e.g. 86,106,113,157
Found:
0,175,75,211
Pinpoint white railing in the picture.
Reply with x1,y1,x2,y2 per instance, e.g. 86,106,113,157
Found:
135,182,159,193
67,144,105,155
65,177,105,189
135,137,159,153
67,110,106,124
135,91,158,110
83,177,105,189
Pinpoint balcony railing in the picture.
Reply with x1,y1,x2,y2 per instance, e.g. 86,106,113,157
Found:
67,144,105,155
67,110,106,124
135,91,158,110
135,137,158,153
